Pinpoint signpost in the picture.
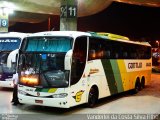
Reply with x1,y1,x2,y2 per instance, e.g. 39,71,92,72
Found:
0,7,9,32
60,0,78,31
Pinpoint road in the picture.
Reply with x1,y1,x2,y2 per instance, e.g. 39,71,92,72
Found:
0,73,160,120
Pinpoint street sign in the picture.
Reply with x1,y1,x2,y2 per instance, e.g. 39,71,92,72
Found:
0,19,8,27
0,11,8,32
61,5,77,18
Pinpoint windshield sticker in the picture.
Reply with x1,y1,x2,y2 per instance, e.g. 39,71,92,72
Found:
42,54,47,60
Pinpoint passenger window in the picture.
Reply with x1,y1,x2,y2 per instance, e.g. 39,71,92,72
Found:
104,50,110,58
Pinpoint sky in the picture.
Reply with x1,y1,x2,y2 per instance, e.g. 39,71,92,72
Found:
9,2,160,44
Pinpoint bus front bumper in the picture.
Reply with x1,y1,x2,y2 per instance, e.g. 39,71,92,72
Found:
18,94,70,108
0,80,13,88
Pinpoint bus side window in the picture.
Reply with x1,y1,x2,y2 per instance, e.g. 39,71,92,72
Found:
104,50,110,59
115,53,119,59
89,50,96,60
123,52,128,59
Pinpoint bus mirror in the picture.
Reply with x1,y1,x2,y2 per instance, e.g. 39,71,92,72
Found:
7,49,19,68
65,50,72,70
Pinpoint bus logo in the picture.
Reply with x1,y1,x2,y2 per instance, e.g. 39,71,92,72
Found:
73,90,84,102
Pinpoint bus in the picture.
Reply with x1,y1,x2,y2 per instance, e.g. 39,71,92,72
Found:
0,32,29,88
18,31,152,108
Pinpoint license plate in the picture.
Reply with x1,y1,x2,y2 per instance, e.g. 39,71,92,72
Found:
35,100,43,104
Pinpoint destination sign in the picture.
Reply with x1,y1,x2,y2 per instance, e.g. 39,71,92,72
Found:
0,39,18,42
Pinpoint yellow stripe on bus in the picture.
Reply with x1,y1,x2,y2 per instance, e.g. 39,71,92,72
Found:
117,60,130,91
48,88,57,93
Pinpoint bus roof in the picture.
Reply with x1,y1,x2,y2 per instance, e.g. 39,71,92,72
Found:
27,31,151,47
89,32,151,47
0,32,30,39
30,31,90,38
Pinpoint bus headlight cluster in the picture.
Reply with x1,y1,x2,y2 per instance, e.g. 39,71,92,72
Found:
18,90,27,95
20,76,39,86
52,93,68,98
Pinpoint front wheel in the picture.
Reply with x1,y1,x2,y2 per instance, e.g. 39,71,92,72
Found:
87,87,98,108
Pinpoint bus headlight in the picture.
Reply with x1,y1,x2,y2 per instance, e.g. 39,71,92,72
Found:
18,90,27,95
20,76,39,86
52,93,68,98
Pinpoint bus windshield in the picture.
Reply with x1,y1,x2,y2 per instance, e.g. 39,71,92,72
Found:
19,37,73,88
21,36,73,52
0,38,21,79
0,37,21,75
0,51,16,74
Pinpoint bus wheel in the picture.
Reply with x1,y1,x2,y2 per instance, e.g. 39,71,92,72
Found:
87,87,98,108
141,78,145,89
133,80,141,94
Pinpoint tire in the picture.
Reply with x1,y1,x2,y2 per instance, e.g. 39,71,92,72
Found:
141,79,145,89
133,80,141,94
87,87,98,108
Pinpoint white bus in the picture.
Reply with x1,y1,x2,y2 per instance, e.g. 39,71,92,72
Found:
0,32,29,88
18,31,152,108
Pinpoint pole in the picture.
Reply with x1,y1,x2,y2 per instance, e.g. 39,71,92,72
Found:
60,0,78,31
48,16,51,31
0,7,9,32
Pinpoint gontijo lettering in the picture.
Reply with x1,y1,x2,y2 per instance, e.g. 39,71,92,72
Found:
146,63,151,67
128,62,142,69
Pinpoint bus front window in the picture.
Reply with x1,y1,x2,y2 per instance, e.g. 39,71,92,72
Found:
71,36,87,85
19,53,69,87
0,38,21,80
19,37,72,88
0,52,16,80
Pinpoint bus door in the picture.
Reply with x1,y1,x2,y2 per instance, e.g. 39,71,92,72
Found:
70,36,88,106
